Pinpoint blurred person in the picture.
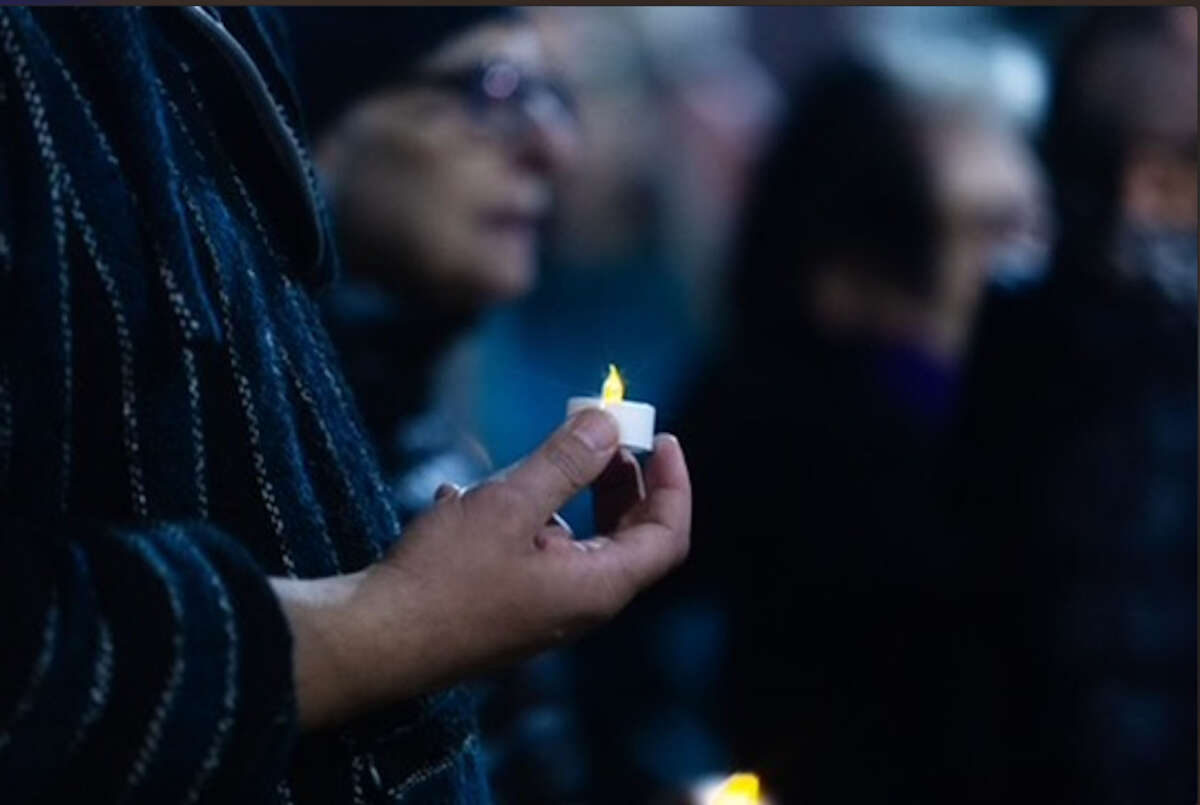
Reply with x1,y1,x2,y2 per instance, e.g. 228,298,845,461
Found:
471,6,701,541
953,7,1197,802
0,7,691,804
471,6,778,538
286,8,597,803
920,98,1049,357
528,7,662,268
663,57,1046,802
625,6,781,325
288,6,579,525
465,9,779,799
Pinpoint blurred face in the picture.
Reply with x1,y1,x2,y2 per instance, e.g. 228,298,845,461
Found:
1119,9,1198,231
317,21,579,311
925,113,1048,355
526,7,662,259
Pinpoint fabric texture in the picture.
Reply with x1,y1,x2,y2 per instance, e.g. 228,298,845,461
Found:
320,281,490,525
0,7,488,803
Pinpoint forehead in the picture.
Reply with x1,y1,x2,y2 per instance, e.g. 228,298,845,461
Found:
921,109,1041,211
422,21,545,73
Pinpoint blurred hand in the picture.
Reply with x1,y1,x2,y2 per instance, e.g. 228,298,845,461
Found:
274,409,690,729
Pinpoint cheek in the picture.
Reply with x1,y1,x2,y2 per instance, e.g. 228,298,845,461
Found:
346,170,428,253
342,118,537,298
1123,152,1200,229
934,227,987,304
427,155,519,247
345,150,472,261
1166,162,1198,227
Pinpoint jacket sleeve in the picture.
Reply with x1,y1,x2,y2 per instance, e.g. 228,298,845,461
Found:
0,519,297,803
0,9,298,801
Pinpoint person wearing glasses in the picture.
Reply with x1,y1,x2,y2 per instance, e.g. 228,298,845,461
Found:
0,7,690,804
287,8,579,525
285,8,596,802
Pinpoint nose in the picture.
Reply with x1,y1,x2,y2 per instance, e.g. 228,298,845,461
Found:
513,96,581,176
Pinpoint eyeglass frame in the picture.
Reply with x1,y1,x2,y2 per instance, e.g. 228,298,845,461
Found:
393,58,580,142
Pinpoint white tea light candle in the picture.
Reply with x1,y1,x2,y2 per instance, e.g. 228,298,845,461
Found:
566,364,656,452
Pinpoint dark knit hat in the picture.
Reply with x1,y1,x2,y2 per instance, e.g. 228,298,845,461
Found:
284,7,520,137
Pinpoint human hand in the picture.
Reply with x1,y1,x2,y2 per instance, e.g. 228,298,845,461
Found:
276,409,690,729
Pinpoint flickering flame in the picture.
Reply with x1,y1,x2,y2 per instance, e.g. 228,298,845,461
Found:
710,773,761,805
601,363,624,405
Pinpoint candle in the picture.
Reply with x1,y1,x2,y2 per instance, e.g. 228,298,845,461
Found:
566,364,656,452
692,772,766,805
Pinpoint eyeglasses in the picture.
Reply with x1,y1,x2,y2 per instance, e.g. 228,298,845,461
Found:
402,59,579,142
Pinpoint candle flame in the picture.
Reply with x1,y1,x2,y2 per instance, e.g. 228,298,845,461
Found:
601,363,624,405
710,773,761,805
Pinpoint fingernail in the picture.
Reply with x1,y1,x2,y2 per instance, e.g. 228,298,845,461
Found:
572,408,619,451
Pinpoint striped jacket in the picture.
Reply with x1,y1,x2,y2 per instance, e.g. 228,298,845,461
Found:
0,7,487,803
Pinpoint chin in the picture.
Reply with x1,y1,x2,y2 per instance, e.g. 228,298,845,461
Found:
447,261,536,313
480,245,538,298
487,260,537,303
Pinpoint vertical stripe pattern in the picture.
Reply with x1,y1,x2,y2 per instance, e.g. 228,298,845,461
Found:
0,7,488,804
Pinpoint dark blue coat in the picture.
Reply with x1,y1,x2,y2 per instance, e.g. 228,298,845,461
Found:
0,7,487,802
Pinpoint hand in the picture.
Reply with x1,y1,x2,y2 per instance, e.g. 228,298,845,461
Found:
274,408,690,729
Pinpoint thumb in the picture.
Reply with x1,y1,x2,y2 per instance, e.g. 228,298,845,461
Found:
502,408,620,530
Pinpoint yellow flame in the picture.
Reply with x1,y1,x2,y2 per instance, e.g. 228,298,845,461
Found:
711,773,761,805
601,363,624,404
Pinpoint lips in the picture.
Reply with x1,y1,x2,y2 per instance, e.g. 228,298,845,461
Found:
482,182,552,234
481,209,544,233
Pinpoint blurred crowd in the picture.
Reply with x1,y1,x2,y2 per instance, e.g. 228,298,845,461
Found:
286,6,1195,803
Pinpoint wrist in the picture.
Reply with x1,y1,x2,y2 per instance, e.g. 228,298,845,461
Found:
271,571,379,730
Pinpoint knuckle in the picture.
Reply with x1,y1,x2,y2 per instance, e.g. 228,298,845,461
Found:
544,436,591,491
